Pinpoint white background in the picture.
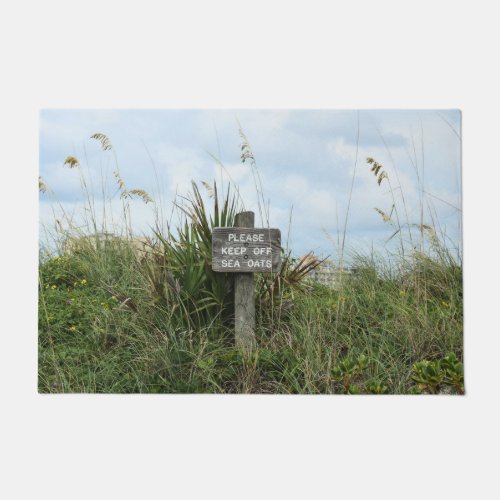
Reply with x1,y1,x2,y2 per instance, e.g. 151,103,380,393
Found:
1,1,499,499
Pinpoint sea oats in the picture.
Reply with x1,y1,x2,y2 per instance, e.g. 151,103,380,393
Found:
63,156,80,168
39,176,47,193
90,132,113,151
129,189,153,204
201,181,215,199
374,207,391,223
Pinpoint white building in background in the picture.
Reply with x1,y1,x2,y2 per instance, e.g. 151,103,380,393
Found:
62,233,154,258
300,255,353,289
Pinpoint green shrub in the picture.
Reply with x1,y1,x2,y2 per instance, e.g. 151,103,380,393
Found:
331,354,369,394
411,352,464,394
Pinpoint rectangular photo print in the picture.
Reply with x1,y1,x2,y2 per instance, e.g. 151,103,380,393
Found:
38,109,463,394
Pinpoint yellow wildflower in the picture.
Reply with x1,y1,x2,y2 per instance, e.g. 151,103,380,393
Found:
51,284,57,289
81,279,87,285
69,326,77,332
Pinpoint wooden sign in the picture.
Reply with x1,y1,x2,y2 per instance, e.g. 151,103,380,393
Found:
212,227,281,273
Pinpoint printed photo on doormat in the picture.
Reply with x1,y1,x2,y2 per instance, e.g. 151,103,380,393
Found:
38,109,463,394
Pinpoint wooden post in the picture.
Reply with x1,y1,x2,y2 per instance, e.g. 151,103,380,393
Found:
234,211,256,353
212,213,280,351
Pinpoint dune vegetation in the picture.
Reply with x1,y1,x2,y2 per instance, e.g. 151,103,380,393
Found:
38,132,463,394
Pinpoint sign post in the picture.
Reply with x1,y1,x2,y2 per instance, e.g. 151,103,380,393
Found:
212,211,281,353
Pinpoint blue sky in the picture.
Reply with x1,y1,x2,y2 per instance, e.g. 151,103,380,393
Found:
39,109,461,260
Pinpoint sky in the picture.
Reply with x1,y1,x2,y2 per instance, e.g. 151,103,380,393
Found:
39,109,461,261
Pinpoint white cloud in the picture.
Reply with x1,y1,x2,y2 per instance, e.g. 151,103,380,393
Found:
39,109,461,258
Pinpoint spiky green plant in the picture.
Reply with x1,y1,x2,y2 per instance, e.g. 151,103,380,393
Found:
149,181,240,330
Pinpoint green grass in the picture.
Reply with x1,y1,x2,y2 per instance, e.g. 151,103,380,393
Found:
38,242,462,394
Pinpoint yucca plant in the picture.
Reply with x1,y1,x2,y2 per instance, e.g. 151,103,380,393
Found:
255,252,325,327
149,181,240,330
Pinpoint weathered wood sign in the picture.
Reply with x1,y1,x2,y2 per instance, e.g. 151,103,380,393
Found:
212,227,281,272
212,212,281,353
